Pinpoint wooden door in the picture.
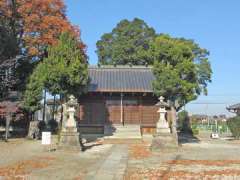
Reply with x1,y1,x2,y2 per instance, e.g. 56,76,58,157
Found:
107,105,121,124
141,105,159,126
123,105,140,124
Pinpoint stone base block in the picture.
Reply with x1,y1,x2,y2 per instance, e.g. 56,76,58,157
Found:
58,128,82,152
156,127,171,134
150,133,178,151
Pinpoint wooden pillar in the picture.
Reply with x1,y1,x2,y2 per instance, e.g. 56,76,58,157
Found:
139,95,143,135
120,93,123,125
139,95,143,126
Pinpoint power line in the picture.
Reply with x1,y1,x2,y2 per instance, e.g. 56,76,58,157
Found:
190,103,229,105
204,94,240,96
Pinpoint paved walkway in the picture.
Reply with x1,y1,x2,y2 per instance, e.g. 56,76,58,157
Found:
86,144,128,180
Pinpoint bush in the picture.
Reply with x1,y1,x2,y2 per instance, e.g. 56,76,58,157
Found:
46,119,58,134
227,116,240,139
177,110,192,134
191,128,199,135
38,120,46,132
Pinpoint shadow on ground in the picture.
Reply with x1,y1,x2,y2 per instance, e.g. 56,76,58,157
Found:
81,134,105,152
82,143,102,151
178,132,200,144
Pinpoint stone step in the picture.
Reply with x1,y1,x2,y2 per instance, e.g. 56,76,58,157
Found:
104,135,141,139
111,131,140,135
111,133,140,136
105,131,141,136
111,129,140,132
104,125,142,143
111,125,140,128
112,128,140,131
104,125,140,133
111,130,140,133
104,125,140,134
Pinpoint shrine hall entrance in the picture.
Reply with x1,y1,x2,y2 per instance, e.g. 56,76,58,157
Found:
106,95,140,125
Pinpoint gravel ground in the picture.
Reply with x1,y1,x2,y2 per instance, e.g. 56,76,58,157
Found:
0,137,113,180
1,132,240,180
126,133,240,180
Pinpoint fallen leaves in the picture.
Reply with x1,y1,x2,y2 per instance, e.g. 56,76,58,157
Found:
0,156,56,180
125,159,240,179
125,168,240,180
74,176,82,180
167,159,240,166
128,143,152,159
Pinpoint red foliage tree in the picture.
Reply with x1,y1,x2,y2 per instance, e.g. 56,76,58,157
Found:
0,0,86,138
0,0,85,58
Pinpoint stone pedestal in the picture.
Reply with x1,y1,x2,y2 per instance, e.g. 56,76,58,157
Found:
59,127,82,151
151,133,178,151
58,95,82,151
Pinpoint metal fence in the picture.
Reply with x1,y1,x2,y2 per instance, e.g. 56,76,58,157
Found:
192,122,230,134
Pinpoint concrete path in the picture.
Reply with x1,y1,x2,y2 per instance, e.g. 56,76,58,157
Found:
86,144,128,180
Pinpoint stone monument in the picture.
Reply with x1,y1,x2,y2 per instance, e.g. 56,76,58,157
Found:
59,95,82,151
151,96,178,151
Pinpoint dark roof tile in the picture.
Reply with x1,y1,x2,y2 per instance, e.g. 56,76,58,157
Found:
88,66,154,93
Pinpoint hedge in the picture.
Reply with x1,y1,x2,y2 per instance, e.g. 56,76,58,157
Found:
177,110,192,134
227,116,240,139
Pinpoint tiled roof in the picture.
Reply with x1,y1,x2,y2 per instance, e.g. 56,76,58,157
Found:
88,66,155,93
227,103,240,110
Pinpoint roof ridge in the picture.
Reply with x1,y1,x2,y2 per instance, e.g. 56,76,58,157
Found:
89,65,152,69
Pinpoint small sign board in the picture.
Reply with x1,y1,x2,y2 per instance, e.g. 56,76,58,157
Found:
42,132,51,145
211,133,219,139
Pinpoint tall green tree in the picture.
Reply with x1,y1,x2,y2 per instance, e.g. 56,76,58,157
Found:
23,62,47,113
151,34,212,109
96,18,156,65
23,32,88,113
44,32,88,97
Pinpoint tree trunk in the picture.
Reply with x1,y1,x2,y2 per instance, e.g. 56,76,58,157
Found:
42,89,47,122
59,94,65,128
30,112,34,121
171,106,178,144
5,113,11,142
57,94,64,143
52,94,56,121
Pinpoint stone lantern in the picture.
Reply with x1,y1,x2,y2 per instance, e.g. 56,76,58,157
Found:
59,95,82,151
150,96,178,151
155,96,171,134
65,95,78,130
